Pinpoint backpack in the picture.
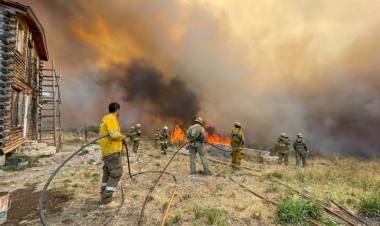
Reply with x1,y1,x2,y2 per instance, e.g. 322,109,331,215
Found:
186,125,201,141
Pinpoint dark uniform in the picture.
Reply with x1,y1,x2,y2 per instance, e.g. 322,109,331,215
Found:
159,127,169,155
154,129,160,147
293,133,308,167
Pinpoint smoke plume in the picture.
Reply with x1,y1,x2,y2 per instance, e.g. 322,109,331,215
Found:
100,60,200,125
18,0,380,157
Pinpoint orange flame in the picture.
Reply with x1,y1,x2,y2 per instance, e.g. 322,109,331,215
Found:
170,125,186,144
170,125,231,145
205,130,231,145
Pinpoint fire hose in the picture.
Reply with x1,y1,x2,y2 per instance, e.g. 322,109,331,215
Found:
101,170,177,226
137,141,190,226
38,135,110,226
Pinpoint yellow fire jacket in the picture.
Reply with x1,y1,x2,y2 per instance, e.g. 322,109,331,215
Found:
99,113,125,157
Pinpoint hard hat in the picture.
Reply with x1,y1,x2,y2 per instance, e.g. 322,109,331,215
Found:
280,132,287,138
163,126,168,130
135,123,141,128
195,116,204,125
234,122,242,128
297,133,303,138
131,126,135,130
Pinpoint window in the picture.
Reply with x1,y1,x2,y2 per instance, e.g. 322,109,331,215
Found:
16,22,25,54
11,89,23,127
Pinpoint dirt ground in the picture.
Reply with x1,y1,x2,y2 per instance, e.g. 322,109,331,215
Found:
0,138,379,226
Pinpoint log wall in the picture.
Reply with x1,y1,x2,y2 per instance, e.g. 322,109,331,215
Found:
0,11,40,154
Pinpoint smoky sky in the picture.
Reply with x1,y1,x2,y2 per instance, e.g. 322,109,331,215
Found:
16,0,380,157
100,60,200,124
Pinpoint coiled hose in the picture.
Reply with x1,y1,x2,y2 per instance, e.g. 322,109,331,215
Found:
38,135,109,226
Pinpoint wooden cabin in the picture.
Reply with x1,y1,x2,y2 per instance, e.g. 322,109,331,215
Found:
0,0,49,157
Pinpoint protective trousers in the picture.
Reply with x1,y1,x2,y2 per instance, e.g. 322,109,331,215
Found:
101,152,123,204
189,142,210,175
231,148,242,168
132,140,139,153
278,152,289,165
160,141,168,155
296,151,307,167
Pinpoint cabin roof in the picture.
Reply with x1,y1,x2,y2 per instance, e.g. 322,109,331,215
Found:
0,0,48,60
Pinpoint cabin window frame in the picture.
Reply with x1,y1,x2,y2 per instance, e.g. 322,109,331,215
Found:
11,89,24,128
16,21,25,54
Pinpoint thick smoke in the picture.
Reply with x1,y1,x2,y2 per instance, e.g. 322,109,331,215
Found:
18,0,380,157
100,60,200,124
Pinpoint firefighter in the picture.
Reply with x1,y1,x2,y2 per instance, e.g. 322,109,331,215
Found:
230,122,245,169
293,133,308,167
159,126,169,155
129,123,142,154
275,132,291,165
186,117,211,177
99,102,127,208
154,129,160,147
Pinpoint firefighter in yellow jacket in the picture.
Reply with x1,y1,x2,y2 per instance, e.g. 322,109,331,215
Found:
99,102,126,208
231,122,245,169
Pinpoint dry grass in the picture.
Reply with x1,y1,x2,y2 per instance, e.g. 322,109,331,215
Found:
268,157,380,208
35,140,380,225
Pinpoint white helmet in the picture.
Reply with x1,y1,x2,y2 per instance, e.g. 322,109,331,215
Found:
163,126,168,130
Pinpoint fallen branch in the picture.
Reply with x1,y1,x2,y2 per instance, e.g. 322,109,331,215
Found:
229,176,320,226
160,185,178,226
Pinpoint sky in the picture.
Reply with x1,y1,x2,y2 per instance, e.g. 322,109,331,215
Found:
19,0,380,156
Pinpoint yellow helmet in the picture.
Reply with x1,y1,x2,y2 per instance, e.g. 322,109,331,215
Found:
195,116,204,125
135,123,141,128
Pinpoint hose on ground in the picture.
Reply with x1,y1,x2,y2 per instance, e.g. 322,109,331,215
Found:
137,141,190,226
102,170,177,226
38,135,109,226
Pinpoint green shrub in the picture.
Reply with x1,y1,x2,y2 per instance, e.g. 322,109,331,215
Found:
359,194,380,218
277,197,321,224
